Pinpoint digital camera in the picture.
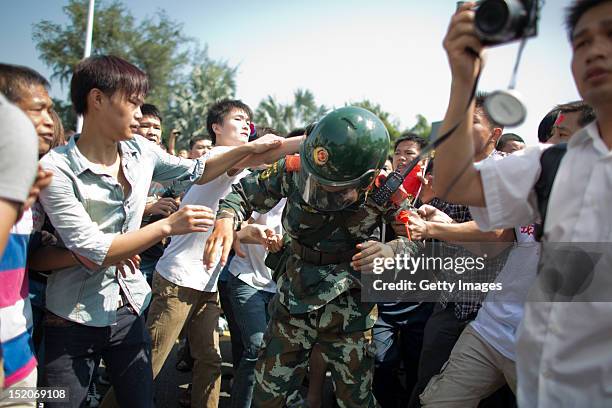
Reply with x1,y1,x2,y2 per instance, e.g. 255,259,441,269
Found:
473,0,539,46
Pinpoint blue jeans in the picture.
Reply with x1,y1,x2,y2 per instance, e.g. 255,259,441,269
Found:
228,273,274,408
218,277,243,370
28,277,46,355
42,306,153,408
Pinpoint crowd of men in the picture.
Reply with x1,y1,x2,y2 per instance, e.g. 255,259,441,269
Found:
0,0,610,407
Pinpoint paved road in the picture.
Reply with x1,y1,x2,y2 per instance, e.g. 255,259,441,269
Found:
98,333,337,407
152,335,234,407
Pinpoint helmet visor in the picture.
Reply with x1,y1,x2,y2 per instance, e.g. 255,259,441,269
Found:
297,168,376,211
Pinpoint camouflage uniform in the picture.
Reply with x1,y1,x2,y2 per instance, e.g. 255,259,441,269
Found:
218,156,419,407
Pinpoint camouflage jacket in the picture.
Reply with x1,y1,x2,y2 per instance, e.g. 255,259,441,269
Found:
218,157,419,323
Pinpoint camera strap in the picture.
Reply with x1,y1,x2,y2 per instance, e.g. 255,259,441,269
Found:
509,37,528,90
372,60,483,206
534,143,567,241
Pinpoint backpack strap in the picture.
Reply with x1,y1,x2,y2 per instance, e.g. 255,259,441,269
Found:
534,143,567,241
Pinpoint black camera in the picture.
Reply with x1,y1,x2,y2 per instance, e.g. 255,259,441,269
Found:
474,0,539,46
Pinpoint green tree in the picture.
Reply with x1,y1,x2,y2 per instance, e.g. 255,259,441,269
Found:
52,98,77,133
407,114,432,140
165,48,238,148
32,0,193,112
255,89,327,135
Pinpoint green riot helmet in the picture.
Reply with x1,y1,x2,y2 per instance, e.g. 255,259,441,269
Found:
298,106,390,211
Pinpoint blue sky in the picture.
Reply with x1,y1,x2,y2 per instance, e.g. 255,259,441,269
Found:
2,0,579,143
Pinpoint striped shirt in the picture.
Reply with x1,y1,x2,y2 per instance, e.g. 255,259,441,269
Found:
0,209,36,387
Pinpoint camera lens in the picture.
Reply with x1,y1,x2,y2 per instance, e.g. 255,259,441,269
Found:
476,0,510,35
475,0,529,44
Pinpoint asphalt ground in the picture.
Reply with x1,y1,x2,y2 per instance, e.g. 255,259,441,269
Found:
96,332,338,407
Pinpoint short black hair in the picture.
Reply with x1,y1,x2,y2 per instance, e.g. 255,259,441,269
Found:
287,127,306,138
394,132,427,151
475,92,503,130
497,133,525,150
71,55,148,115
141,103,162,123
565,0,611,39
49,109,66,149
206,99,253,144
555,100,596,127
189,136,211,150
0,63,49,104
538,108,561,143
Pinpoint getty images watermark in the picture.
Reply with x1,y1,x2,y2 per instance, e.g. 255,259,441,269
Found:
361,245,508,303
371,253,501,292
363,242,612,303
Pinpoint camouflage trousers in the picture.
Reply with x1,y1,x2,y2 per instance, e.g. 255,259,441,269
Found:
252,292,378,408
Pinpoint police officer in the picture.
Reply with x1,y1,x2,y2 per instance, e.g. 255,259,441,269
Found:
205,106,419,407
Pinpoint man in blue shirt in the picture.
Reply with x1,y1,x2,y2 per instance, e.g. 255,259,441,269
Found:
39,55,286,408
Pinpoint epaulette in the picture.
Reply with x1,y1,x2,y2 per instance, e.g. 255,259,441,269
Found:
285,154,301,172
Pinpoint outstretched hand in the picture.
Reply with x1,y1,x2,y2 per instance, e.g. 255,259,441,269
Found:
163,205,215,236
417,204,454,224
249,134,284,154
443,2,485,85
147,197,179,217
204,218,236,269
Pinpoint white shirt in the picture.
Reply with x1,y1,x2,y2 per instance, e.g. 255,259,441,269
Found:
228,199,286,293
155,146,248,292
470,224,539,361
470,122,612,408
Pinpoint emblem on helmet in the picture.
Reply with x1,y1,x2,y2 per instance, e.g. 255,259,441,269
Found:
313,147,329,166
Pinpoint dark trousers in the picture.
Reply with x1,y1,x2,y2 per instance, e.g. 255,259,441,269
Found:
373,302,433,408
407,303,471,408
228,273,274,408
42,306,153,408
218,278,244,370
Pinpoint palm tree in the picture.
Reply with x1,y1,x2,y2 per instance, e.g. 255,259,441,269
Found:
254,89,327,135
166,49,237,148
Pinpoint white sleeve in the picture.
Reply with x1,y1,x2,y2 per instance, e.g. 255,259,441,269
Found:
469,145,549,231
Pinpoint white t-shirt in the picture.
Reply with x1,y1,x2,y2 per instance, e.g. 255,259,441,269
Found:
470,122,612,408
228,199,286,293
155,146,248,292
469,224,539,361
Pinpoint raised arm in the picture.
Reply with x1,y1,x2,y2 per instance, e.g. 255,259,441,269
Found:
204,158,290,268
195,136,284,184
39,163,216,270
231,135,304,171
433,2,486,206
407,212,514,257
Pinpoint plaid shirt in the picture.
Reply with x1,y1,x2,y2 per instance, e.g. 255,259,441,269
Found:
427,198,472,223
426,151,510,320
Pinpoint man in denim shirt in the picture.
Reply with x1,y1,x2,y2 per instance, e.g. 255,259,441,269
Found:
38,55,285,408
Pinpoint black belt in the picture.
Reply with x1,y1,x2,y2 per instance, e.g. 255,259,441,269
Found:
290,240,356,266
